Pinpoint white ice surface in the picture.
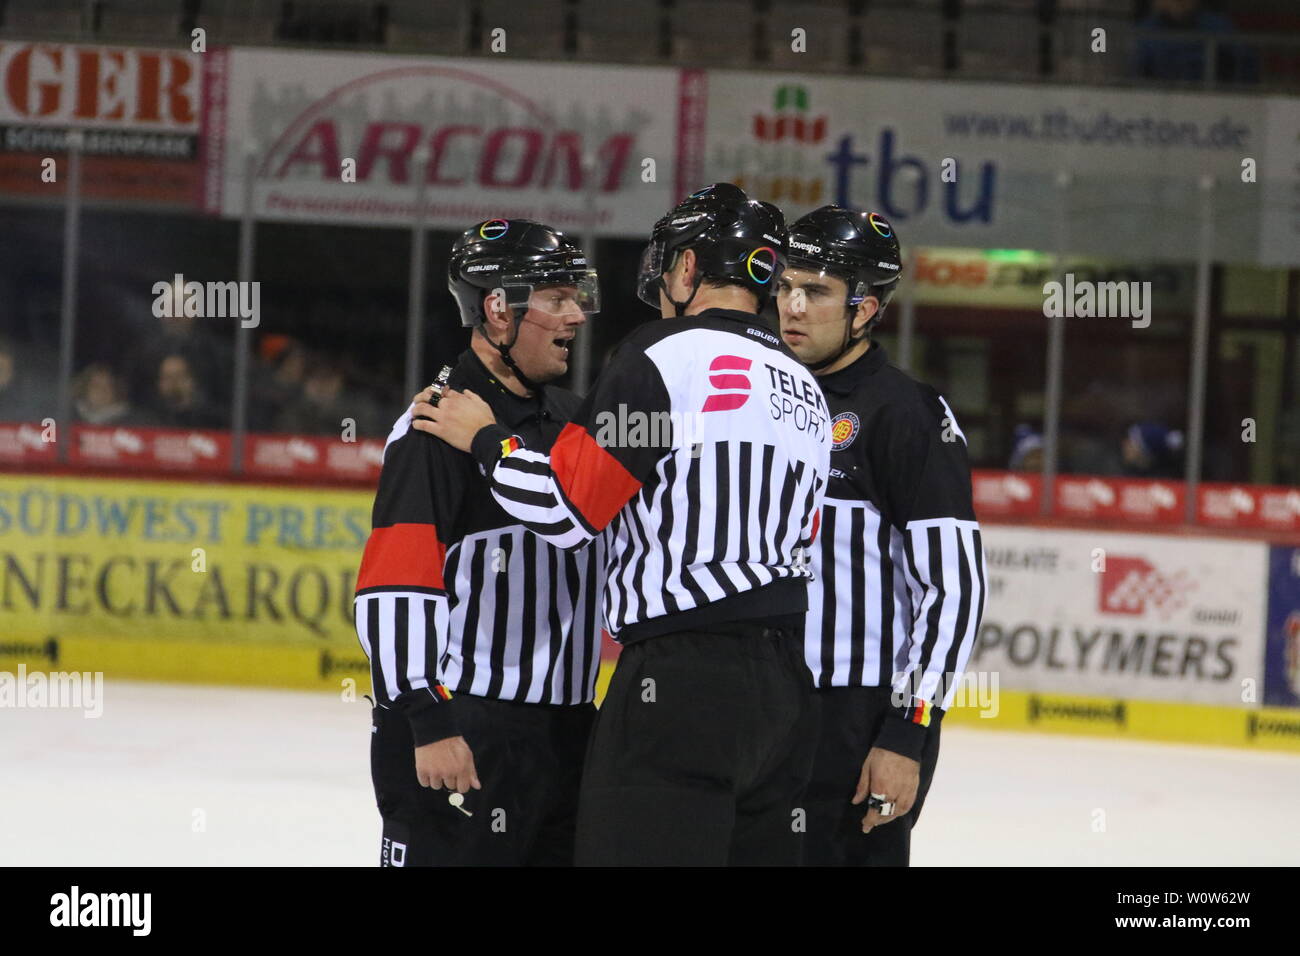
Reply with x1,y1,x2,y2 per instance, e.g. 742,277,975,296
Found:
3,681,1297,866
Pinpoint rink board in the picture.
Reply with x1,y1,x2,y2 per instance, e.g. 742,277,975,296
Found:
941,688,1300,753
3,474,1299,753
2,634,1297,753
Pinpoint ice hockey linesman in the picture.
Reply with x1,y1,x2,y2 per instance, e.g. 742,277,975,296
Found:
354,220,604,866
775,206,987,866
420,184,830,866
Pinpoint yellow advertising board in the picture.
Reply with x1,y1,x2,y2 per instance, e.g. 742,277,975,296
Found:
0,474,375,690
943,689,1300,754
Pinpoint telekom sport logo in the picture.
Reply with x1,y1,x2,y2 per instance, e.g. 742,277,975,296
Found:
1098,556,1195,618
702,355,752,413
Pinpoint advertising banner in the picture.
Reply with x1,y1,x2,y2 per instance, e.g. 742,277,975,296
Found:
1265,545,1300,708
1199,482,1300,534
0,41,203,206
1053,475,1185,525
69,425,233,473
698,73,1282,264
206,47,682,234
245,433,384,482
0,423,58,465
971,469,1042,519
0,425,385,483
974,525,1268,705
1259,97,1300,266
0,475,372,686
969,470,1300,532
910,247,1196,310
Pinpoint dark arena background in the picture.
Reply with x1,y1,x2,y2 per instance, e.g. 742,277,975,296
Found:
1,0,1298,895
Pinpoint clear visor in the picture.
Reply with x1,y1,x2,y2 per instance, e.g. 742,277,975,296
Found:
499,272,600,316
636,241,666,307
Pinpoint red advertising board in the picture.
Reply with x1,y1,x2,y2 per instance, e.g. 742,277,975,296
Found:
6,430,1299,530
972,470,1300,535
1053,475,1185,525
0,422,59,464
971,469,1042,518
1199,483,1300,534
70,424,232,471
0,42,202,207
0,424,384,482
244,433,384,482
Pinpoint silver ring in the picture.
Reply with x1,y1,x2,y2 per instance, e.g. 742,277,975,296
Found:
879,800,896,817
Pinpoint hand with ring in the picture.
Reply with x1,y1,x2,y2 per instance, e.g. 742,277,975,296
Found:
852,746,920,833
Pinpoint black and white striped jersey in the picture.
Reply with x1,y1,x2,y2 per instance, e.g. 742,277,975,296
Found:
469,309,831,644
353,350,603,747
808,343,986,759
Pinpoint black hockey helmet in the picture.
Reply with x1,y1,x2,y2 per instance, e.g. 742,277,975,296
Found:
783,206,902,371
637,182,788,315
447,219,598,388
786,205,902,318
448,218,598,328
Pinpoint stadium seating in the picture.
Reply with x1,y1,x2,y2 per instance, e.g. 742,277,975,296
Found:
673,0,757,68
386,0,470,54
575,0,667,64
859,1,948,77
765,0,855,72
1,0,85,38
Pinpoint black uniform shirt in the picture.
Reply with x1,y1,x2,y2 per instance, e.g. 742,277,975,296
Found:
354,349,604,746
806,343,987,759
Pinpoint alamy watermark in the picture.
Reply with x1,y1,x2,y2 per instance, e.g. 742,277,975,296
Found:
889,669,1000,718
1042,274,1151,329
152,273,260,328
1,664,103,718
50,886,150,936
593,403,707,457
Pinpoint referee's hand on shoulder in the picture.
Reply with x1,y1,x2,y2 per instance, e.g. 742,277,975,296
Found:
414,736,482,793
411,385,435,410
413,388,495,452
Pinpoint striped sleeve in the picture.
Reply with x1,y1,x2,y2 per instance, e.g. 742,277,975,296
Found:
354,412,462,746
874,398,987,760
470,346,672,551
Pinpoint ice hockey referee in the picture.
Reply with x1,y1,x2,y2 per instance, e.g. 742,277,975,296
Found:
355,219,604,866
776,206,987,866
420,184,831,866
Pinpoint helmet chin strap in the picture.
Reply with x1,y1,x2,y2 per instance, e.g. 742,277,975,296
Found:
482,308,543,394
807,308,866,372
656,267,703,318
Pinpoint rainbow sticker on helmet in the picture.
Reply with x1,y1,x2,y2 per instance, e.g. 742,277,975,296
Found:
746,246,777,283
479,219,509,240
867,213,892,238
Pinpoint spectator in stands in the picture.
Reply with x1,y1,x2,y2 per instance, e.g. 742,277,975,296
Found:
248,335,309,432
272,357,377,436
1008,424,1044,471
1136,0,1259,84
0,336,23,420
73,364,136,426
1121,421,1185,478
126,311,230,411
0,335,51,422
149,354,224,429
